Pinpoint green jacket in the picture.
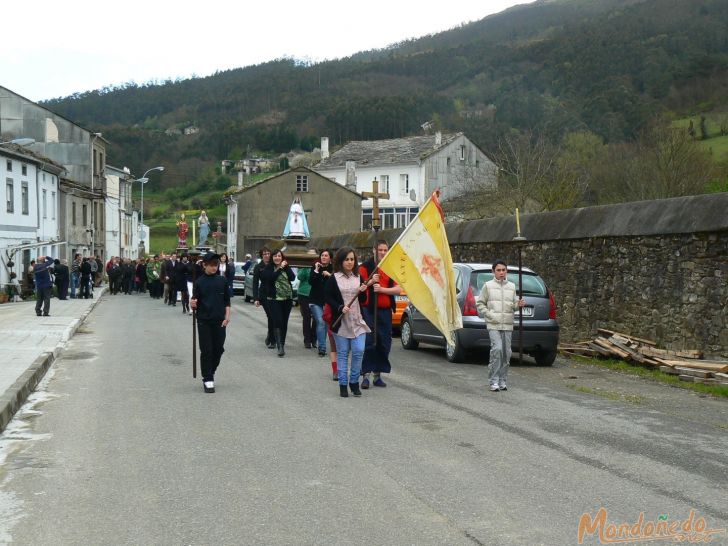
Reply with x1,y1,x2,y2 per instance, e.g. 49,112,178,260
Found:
146,261,161,283
296,267,312,297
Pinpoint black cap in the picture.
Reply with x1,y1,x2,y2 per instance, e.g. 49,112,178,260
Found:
202,251,220,263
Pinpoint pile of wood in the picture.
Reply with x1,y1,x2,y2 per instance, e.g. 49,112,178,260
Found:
559,329,728,386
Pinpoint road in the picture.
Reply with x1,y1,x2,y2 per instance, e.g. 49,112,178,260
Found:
1,293,726,545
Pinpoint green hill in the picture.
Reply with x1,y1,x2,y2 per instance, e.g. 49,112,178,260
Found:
42,0,728,182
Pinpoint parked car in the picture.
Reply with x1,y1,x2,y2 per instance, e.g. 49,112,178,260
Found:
233,262,246,295
243,259,299,303
392,288,409,331
400,263,559,365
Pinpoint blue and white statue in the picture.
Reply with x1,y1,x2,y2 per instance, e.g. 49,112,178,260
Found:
198,210,210,244
283,197,310,238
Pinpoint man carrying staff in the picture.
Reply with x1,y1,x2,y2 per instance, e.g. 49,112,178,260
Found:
359,239,400,389
190,252,231,394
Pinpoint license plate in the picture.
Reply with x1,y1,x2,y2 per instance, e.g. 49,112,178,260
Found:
515,307,533,317
396,295,409,302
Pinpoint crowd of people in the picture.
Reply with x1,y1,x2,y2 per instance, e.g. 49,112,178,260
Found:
24,241,524,397
248,241,400,398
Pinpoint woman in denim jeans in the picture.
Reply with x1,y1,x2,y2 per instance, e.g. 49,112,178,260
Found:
325,247,370,398
309,250,335,358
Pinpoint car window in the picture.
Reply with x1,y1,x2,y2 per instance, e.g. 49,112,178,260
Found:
470,271,547,297
235,265,244,274
455,268,462,294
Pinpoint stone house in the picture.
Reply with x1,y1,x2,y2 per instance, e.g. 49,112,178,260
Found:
225,166,362,259
313,132,497,230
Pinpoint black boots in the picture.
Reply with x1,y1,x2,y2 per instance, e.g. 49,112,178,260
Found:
274,329,285,357
339,385,349,397
265,333,275,349
349,383,362,397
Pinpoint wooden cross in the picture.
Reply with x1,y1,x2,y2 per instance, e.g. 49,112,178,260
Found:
361,178,390,232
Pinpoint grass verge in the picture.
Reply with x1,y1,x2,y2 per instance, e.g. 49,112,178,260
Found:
567,356,728,399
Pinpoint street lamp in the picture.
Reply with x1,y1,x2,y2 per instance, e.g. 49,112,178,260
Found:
0,138,35,146
135,166,164,251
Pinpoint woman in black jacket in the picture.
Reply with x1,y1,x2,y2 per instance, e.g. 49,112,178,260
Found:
253,247,273,347
309,249,338,378
218,252,235,297
260,249,295,357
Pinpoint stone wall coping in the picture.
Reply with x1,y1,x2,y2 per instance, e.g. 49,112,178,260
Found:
311,193,728,248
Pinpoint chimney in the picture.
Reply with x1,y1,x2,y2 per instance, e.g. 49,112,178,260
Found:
345,160,356,191
435,131,442,147
238,170,244,187
321,137,330,160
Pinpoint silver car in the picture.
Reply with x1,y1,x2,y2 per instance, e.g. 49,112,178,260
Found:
400,263,559,365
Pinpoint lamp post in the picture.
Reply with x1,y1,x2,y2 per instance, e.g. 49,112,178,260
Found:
135,166,164,253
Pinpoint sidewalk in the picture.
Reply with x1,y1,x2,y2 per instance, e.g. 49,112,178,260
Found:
0,288,106,433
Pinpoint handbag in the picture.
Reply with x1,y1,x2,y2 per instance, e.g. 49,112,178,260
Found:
323,303,333,324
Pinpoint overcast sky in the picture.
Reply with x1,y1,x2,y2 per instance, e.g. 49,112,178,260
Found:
1,0,535,103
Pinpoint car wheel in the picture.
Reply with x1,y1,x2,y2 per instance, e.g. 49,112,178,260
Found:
400,316,419,350
445,333,465,363
535,349,556,366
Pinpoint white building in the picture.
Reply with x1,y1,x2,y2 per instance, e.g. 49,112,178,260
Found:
0,143,65,289
313,132,497,230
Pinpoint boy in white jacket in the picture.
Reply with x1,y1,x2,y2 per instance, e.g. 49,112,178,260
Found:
476,260,525,392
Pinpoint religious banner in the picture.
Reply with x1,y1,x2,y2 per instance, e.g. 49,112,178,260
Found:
377,190,462,345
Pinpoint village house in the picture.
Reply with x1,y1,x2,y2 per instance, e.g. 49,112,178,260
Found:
313,132,497,230
0,85,109,263
225,166,362,259
105,165,137,259
0,142,65,290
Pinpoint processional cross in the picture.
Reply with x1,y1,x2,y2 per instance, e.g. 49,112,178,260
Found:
361,178,390,232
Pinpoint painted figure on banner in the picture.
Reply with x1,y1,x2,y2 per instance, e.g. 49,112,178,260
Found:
198,210,210,245
177,213,189,247
283,197,310,238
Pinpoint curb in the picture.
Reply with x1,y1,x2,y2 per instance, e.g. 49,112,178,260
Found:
0,287,107,434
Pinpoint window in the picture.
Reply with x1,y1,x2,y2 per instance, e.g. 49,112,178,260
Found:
459,145,466,161
42,173,46,181
383,208,395,230
6,179,13,213
396,208,407,228
51,191,56,219
399,174,409,195
22,164,27,176
42,189,47,218
21,182,29,214
6,160,11,172
296,175,309,192
72,202,77,225
83,204,88,226
380,175,389,194
446,157,451,170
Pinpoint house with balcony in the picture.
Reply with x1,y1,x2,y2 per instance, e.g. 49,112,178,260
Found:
0,142,64,289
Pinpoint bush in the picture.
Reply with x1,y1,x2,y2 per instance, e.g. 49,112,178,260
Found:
151,205,168,218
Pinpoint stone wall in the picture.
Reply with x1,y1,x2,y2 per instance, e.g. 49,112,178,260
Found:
310,193,728,356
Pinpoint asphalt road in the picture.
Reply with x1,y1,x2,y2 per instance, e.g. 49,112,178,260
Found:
0,293,726,545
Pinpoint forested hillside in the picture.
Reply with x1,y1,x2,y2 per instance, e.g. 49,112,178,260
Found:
44,0,728,196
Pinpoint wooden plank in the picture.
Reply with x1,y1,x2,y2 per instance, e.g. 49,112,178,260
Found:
693,378,718,385
660,366,680,375
678,375,696,382
588,343,613,357
639,346,703,360
657,360,728,373
715,372,728,380
593,338,630,359
597,328,657,346
608,336,649,363
674,367,713,379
